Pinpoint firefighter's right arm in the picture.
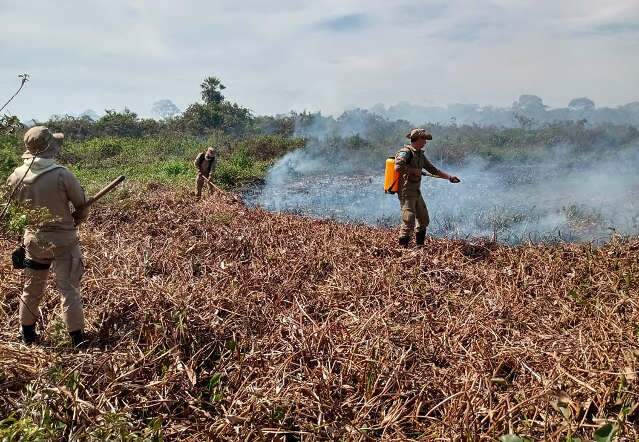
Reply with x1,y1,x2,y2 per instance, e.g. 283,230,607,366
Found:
64,171,87,209
63,170,90,224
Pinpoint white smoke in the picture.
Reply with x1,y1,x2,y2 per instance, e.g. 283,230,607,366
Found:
245,126,639,244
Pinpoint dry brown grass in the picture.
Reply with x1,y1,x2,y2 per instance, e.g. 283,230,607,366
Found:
1,186,638,440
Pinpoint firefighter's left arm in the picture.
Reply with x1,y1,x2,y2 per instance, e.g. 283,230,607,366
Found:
424,157,460,183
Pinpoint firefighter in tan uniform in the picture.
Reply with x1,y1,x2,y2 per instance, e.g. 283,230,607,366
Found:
6,126,89,346
394,128,460,247
194,147,217,200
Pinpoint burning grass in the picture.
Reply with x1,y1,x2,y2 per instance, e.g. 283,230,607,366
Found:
1,186,638,440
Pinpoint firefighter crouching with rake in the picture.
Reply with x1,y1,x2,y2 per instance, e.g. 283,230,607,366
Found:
394,128,460,247
194,146,217,201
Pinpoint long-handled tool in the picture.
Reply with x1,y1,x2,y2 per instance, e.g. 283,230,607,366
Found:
73,175,126,225
85,175,126,208
199,174,242,204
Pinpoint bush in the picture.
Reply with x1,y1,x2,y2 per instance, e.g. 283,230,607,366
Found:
0,134,21,180
159,160,190,177
214,149,268,188
230,148,252,170
238,135,305,161
44,115,97,139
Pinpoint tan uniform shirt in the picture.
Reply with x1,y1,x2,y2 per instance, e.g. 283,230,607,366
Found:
6,158,86,235
394,145,440,196
194,153,216,178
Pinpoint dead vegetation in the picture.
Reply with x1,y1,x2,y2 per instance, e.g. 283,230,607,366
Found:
1,186,638,440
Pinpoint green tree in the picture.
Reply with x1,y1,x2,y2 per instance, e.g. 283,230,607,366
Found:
95,109,144,137
200,76,226,105
178,76,253,135
181,101,252,135
45,115,97,140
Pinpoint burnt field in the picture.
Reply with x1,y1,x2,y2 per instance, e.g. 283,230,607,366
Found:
1,187,638,440
245,141,639,245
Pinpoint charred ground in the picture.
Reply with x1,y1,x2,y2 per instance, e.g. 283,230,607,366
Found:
1,187,638,440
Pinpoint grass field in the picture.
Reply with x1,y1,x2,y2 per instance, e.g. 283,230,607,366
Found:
1,132,305,196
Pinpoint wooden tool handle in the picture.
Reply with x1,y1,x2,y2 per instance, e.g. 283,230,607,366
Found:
83,175,126,208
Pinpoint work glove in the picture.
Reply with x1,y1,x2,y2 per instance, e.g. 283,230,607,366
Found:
73,206,90,226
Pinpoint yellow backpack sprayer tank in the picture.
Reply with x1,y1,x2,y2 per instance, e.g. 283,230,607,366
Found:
384,157,399,194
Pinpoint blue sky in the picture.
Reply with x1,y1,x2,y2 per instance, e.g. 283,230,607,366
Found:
1,0,638,120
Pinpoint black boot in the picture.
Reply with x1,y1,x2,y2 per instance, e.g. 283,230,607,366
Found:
21,324,38,345
415,230,426,246
69,330,86,348
399,237,410,247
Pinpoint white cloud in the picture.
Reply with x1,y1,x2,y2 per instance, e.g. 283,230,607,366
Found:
1,0,637,120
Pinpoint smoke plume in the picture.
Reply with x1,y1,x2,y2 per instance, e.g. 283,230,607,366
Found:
245,120,639,244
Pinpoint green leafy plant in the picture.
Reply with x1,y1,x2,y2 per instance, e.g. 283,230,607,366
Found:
208,373,224,402
593,422,617,442
0,415,54,441
159,160,190,177
2,201,54,235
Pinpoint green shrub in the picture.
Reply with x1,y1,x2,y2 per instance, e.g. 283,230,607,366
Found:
0,134,20,180
229,148,253,170
0,415,58,441
238,135,305,160
215,149,268,188
1,201,55,235
159,160,190,177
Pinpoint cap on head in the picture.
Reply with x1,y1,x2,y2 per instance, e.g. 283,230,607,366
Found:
406,128,433,141
205,147,216,159
23,126,64,158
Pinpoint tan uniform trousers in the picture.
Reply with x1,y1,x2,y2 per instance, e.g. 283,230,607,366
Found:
399,193,430,239
195,174,214,199
21,231,85,332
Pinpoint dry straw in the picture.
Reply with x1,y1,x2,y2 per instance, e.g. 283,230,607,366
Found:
1,187,638,440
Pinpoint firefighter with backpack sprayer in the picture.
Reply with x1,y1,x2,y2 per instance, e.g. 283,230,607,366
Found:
393,128,460,247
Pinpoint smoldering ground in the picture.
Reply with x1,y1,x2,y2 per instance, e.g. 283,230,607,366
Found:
245,133,639,244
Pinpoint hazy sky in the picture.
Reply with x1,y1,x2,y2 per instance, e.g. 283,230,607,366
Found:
1,0,638,120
